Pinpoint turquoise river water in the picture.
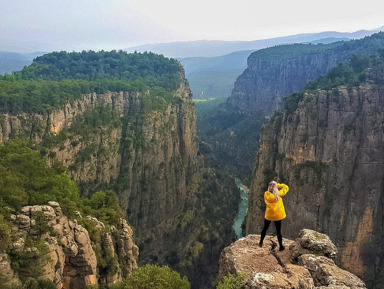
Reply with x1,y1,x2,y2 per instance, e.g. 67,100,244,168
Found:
232,180,249,239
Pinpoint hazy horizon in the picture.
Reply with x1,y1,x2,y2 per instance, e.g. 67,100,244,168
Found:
1,0,384,53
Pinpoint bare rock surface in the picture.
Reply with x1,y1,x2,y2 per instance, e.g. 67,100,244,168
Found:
290,229,338,262
8,203,138,289
219,230,366,289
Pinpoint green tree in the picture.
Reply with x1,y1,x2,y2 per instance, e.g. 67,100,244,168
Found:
216,273,246,289
9,239,51,282
20,277,56,289
83,190,123,225
31,211,52,237
121,265,190,289
0,214,12,251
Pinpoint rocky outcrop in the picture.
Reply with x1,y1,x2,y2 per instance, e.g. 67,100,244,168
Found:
8,202,138,289
0,80,200,262
219,229,366,289
0,253,21,287
246,66,384,287
227,32,384,115
290,229,338,262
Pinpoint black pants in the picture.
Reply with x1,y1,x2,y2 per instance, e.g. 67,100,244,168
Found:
260,219,283,246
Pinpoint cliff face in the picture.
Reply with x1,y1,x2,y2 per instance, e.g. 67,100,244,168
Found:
218,229,366,289
227,50,339,115
0,81,233,287
0,202,138,289
0,82,200,258
246,67,384,288
227,33,384,116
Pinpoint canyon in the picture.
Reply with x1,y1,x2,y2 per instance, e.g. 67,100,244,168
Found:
2,32,384,288
0,51,237,288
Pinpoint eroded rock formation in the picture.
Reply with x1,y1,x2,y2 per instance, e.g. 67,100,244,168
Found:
219,229,366,289
5,202,138,289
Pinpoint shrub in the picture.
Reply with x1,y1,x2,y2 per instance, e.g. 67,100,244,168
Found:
121,264,190,289
216,273,246,289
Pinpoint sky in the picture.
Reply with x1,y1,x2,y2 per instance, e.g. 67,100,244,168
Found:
1,0,384,52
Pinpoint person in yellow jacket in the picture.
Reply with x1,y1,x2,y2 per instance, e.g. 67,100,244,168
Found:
259,181,289,251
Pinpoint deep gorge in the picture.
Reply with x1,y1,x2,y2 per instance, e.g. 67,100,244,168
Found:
2,32,384,288
0,51,238,289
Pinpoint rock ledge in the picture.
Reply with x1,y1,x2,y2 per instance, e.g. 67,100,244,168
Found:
219,229,366,289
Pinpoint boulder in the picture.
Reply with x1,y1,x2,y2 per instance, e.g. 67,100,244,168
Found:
299,254,366,288
218,230,366,289
290,229,338,262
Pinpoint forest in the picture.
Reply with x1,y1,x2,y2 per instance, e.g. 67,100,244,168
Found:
0,51,183,113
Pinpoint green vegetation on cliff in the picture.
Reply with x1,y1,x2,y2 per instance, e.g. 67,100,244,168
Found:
304,53,383,90
283,51,384,115
0,51,185,113
216,273,246,289
121,265,190,289
1,50,182,90
0,140,124,285
249,32,384,62
0,79,150,113
89,265,190,289
0,140,122,222
2,277,56,289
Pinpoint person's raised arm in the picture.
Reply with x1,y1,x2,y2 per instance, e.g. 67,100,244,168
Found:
277,183,289,197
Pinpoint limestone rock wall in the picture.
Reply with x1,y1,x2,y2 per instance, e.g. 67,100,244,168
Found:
227,50,339,115
226,34,384,116
7,202,138,289
0,81,206,283
246,68,384,287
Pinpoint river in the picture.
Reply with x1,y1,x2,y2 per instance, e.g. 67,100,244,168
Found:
232,179,249,239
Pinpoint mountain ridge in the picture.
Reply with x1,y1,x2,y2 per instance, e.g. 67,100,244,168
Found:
125,27,384,58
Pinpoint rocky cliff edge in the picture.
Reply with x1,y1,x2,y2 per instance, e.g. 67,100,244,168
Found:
219,229,366,289
0,202,138,289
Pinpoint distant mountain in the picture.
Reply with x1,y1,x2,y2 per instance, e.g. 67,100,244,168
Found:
179,50,252,98
302,37,350,44
125,27,384,58
0,51,45,74
130,28,383,99
179,50,252,75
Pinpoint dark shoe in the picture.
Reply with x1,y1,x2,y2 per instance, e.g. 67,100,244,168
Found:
279,245,285,251
259,242,263,247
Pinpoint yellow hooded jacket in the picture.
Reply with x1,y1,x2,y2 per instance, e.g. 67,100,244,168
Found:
264,183,289,221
